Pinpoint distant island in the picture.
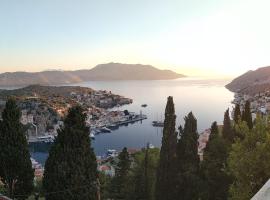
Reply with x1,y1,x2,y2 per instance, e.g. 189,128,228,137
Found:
226,66,270,95
0,63,185,87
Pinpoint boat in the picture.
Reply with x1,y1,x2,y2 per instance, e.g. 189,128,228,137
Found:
90,132,95,139
141,104,147,107
36,135,55,143
107,149,118,157
148,143,155,149
152,121,164,127
107,124,119,130
100,127,112,133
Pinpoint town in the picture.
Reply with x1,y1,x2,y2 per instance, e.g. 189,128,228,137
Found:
232,90,270,116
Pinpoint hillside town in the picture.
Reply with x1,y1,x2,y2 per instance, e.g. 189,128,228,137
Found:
232,90,270,116
0,85,134,139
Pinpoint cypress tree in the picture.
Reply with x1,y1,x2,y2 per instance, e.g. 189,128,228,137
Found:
0,98,34,199
200,122,231,200
222,109,234,143
208,121,219,142
176,112,200,200
43,106,98,200
109,147,131,200
133,143,150,200
242,100,253,129
233,104,241,124
155,96,178,200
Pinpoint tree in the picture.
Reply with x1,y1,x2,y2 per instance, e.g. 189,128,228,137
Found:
222,109,234,143
176,112,200,200
0,98,34,199
109,147,131,200
233,104,241,124
155,96,178,200
131,144,159,200
228,116,270,199
43,106,98,200
200,122,231,200
242,100,253,129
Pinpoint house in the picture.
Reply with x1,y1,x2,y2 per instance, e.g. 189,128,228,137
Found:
98,165,115,177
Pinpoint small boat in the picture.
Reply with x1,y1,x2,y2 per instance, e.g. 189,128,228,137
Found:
141,104,147,107
108,124,119,130
100,127,112,133
152,121,164,127
90,133,95,139
107,149,118,157
37,135,55,143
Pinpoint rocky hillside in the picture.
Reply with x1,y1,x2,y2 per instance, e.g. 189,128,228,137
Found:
0,63,185,87
226,66,270,95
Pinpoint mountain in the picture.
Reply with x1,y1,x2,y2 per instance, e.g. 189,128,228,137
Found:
0,63,185,87
226,66,270,95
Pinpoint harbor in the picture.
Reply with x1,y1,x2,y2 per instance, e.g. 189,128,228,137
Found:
28,110,147,143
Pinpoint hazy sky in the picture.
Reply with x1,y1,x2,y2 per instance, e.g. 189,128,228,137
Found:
1,0,270,77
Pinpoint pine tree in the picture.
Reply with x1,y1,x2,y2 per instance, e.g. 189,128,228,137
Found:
200,122,231,200
0,98,34,199
222,109,234,143
176,112,200,200
155,96,178,200
43,106,98,200
233,104,241,124
109,147,131,200
242,100,253,129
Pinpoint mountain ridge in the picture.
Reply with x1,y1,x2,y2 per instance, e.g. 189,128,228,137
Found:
226,66,270,95
0,63,185,87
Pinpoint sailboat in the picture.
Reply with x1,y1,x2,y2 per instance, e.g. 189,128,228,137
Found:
152,113,164,127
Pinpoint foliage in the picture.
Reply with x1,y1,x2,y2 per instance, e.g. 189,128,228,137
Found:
0,98,34,199
43,106,98,200
228,116,270,200
131,147,160,200
155,96,178,200
99,172,111,200
222,109,235,143
109,147,131,200
233,104,241,124
176,112,200,200
200,121,231,200
241,100,253,129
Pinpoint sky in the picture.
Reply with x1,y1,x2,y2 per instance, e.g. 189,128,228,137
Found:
1,0,270,77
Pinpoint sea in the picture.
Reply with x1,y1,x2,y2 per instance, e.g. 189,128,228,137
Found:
2,77,234,165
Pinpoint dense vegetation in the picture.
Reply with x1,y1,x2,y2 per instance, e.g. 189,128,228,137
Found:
0,98,269,200
0,98,34,199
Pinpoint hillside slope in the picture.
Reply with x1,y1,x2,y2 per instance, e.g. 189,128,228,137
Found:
226,66,270,94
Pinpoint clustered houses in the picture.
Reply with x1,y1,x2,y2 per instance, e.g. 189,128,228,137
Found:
0,87,132,138
232,91,270,116
70,90,132,109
